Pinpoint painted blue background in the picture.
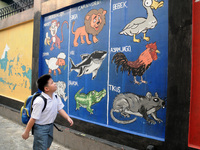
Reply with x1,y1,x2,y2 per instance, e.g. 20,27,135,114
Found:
39,0,168,141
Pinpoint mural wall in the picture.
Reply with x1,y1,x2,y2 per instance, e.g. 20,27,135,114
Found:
40,0,168,141
0,21,33,101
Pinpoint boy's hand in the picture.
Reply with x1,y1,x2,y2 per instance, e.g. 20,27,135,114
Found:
58,109,74,126
22,132,29,140
67,117,74,126
21,118,35,140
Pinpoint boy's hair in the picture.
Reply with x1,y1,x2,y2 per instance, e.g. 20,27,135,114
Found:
36,74,52,92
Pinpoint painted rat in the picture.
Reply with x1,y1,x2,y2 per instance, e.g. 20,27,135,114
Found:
110,92,165,124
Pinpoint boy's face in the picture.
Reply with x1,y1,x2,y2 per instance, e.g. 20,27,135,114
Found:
45,78,57,93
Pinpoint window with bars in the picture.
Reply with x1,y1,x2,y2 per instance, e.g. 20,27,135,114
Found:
0,0,34,20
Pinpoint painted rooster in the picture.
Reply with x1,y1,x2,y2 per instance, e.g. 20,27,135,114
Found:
112,42,160,84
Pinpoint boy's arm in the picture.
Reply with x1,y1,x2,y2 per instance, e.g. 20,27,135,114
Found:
58,109,73,126
22,118,36,140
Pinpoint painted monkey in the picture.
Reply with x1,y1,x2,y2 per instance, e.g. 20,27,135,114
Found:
45,20,68,51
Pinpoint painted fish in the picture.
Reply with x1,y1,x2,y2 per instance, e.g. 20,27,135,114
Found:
70,51,107,80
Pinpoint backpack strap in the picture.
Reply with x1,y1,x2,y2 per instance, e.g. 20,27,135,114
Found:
53,123,63,132
40,95,47,112
40,94,57,112
31,93,47,113
31,93,41,113
32,93,57,112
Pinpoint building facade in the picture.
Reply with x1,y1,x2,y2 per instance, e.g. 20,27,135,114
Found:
0,0,197,149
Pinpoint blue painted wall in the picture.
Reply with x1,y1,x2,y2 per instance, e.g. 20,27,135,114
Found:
39,0,168,141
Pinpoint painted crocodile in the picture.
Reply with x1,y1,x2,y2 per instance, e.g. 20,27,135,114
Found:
74,88,106,114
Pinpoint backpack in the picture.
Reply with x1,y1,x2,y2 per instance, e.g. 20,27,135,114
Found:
20,92,47,124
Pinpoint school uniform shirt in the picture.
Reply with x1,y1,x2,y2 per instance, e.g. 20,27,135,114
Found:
31,92,64,125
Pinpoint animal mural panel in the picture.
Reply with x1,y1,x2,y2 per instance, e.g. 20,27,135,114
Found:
39,10,70,112
69,0,110,125
39,0,168,141
109,0,168,141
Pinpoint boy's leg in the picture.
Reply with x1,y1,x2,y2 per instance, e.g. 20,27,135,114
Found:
47,124,54,149
33,124,50,150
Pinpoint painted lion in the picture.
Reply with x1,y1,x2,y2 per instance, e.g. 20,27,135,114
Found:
72,8,107,47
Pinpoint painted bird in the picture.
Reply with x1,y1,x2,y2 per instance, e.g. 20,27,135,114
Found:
119,0,164,43
112,42,160,84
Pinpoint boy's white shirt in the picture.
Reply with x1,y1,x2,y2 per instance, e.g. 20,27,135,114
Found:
31,92,64,125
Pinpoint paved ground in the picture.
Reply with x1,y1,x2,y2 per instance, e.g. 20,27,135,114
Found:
0,115,69,150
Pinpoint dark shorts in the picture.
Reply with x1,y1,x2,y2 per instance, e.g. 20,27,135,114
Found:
33,123,53,150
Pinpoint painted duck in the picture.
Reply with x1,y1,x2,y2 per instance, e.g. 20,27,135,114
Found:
120,0,164,43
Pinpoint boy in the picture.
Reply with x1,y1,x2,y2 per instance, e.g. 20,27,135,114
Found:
22,74,73,150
